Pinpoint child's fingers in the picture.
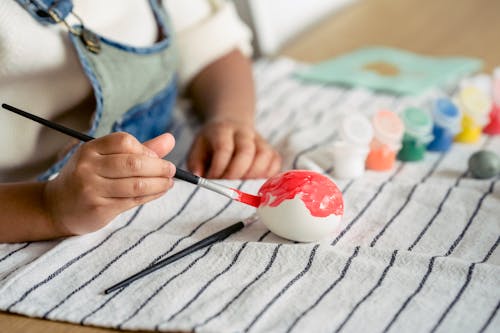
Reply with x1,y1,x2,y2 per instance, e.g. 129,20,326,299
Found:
266,151,282,177
91,132,156,157
222,132,256,179
143,133,176,158
101,177,173,198
206,127,235,178
244,141,274,179
187,136,209,177
97,154,175,179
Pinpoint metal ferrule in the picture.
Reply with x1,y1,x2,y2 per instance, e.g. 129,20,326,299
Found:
198,178,238,200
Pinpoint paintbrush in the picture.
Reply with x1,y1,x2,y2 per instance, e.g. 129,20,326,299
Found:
1,103,261,207
104,215,258,293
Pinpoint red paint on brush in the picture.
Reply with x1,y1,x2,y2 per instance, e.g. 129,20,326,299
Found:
232,189,261,207
258,170,344,217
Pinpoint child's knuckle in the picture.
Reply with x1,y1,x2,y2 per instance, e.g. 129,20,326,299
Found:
132,178,146,196
125,155,142,173
77,144,95,161
115,132,135,151
73,160,92,178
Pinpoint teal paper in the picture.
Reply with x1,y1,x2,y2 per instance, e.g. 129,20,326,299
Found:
295,47,483,95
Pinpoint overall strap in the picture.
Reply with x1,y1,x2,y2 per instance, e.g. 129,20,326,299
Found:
14,0,73,25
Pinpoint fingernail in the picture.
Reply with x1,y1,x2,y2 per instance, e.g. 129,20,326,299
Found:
169,162,176,176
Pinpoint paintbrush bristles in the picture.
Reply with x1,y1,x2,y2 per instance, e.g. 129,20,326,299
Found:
197,179,261,208
234,190,261,208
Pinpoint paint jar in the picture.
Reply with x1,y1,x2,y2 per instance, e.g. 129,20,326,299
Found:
483,68,500,135
454,86,491,143
397,107,433,162
427,98,461,152
331,113,373,179
483,103,500,135
494,67,500,106
366,110,404,171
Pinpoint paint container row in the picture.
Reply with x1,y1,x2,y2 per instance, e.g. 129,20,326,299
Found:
330,68,500,180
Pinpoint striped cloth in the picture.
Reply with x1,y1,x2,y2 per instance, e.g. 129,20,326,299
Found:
1,58,499,333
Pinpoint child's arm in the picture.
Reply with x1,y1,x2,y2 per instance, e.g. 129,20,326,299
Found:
186,49,281,179
0,132,176,243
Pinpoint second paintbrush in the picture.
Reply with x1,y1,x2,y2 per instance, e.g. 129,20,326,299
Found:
1,103,261,208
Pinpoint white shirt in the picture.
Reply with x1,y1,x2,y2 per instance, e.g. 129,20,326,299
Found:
0,0,252,180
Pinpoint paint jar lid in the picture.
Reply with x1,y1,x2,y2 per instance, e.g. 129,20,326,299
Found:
339,113,373,146
457,86,490,125
493,67,500,81
400,107,433,142
433,98,461,133
372,110,404,148
459,74,492,97
493,67,500,106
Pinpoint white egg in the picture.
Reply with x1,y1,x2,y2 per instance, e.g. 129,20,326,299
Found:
257,197,344,242
257,170,344,242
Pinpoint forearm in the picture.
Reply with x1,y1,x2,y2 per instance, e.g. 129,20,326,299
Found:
187,49,256,124
0,182,67,243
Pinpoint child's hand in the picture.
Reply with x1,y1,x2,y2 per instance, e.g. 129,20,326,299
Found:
43,132,176,236
187,119,281,179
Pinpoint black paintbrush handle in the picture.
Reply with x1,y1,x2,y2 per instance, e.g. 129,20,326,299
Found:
2,103,94,142
104,221,245,294
1,103,201,185
173,168,200,185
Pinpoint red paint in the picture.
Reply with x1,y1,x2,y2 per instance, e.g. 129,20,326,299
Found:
232,189,261,207
258,170,344,217
483,103,500,135
366,141,396,171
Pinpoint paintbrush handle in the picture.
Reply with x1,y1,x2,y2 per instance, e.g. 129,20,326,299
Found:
173,168,200,185
2,103,94,142
1,103,204,186
2,103,253,203
104,221,245,294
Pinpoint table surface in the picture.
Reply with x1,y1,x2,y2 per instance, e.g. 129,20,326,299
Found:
281,0,500,72
1,0,499,332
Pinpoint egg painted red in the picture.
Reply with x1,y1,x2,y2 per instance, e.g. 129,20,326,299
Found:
257,170,344,242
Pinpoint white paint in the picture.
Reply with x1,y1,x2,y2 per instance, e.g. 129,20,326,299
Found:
257,197,343,242
492,67,500,106
330,141,369,179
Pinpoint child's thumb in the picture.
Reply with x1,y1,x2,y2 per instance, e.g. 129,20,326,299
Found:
143,133,175,158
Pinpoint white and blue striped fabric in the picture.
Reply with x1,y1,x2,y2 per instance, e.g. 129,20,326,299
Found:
1,59,499,333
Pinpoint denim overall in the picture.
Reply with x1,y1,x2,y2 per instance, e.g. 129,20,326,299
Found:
15,0,178,180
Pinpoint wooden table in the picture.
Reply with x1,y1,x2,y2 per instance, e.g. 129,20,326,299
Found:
1,0,498,332
281,0,500,72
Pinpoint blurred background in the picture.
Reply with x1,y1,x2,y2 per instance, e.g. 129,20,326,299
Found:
233,0,500,72
234,0,353,56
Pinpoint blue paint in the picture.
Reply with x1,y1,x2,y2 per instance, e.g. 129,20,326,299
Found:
427,98,461,152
